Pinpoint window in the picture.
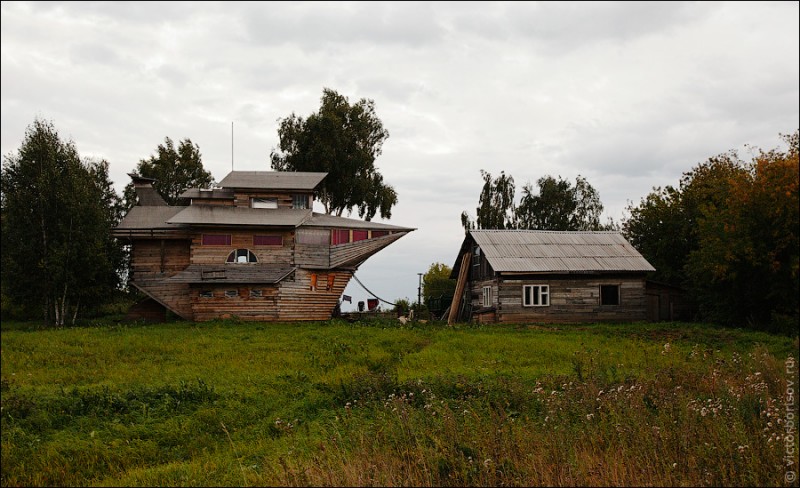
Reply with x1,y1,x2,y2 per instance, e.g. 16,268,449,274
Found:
251,198,278,209
199,290,214,298
600,285,620,306
331,229,350,245
250,289,262,298
296,229,329,245
523,285,550,307
202,234,231,246
225,290,238,298
352,230,368,242
253,235,282,246
292,194,308,209
482,286,492,308
226,249,257,263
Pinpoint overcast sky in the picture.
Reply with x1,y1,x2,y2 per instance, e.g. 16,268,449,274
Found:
2,1,798,312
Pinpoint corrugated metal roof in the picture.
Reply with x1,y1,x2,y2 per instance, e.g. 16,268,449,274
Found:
166,206,312,227
167,264,295,284
303,212,415,231
468,230,655,273
116,206,187,229
218,171,327,190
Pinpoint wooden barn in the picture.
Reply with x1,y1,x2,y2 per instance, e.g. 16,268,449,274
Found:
114,171,414,322
448,230,656,324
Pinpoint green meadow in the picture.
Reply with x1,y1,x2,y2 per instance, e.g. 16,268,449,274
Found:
1,319,798,486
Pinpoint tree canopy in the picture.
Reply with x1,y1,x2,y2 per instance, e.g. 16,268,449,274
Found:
270,88,397,221
1,118,124,325
623,130,798,332
123,137,212,208
461,171,607,232
422,262,456,303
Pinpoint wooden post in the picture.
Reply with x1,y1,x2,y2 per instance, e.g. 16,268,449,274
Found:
448,252,471,326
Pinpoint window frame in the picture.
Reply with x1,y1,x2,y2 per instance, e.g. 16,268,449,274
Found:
600,284,620,306
251,197,278,209
226,249,258,264
292,194,309,209
253,235,283,246
201,234,232,246
482,285,492,308
225,289,238,299
523,284,550,307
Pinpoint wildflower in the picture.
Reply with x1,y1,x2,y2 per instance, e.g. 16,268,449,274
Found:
586,414,594,420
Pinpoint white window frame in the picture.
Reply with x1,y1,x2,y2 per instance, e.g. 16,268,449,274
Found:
523,284,550,307
225,290,238,299
482,285,492,308
251,198,278,209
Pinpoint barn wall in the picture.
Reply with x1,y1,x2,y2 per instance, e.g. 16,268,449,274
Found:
489,274,648,324
130,239,191,277
190,284,280,322
190,230,294,265
276,268,352,321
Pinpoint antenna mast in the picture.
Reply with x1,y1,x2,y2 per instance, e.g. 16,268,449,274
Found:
231,121,234,171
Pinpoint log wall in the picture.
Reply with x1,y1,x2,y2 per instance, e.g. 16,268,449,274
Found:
467,274,648,324
190,230,294,265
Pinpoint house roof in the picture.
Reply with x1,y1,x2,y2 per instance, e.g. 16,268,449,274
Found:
303,212,416,231
166,206,312,227
167,264,296,284
116,206,188,229
218,171,327,191
178,188,235,200
453,230,655,275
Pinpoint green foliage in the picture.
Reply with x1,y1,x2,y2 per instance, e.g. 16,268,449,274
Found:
1,320,796,486
123,137,212,208
516,174,604,231
270,88,397,220
462,171,607,231
422,262,455,303
1,118,124,326
624,130,799,332
393,298,412,316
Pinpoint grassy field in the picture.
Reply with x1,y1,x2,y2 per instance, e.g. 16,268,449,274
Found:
1,318,798,486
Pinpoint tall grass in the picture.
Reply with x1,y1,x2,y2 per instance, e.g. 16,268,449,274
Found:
2,319,797,486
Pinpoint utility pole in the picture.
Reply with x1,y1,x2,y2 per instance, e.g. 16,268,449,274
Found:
417,272,423,321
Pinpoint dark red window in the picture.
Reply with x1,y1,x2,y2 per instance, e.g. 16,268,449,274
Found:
202,234,231,246
371,230,389,238
253,235,282,246
331,229,350,245
352,230,368,242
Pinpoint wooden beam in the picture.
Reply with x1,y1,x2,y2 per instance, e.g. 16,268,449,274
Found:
448,251,472,326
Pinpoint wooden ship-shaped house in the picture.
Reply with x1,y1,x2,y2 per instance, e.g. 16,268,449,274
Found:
114,171,414,321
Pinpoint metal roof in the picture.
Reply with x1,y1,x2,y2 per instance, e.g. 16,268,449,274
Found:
218,171,327,190
166,206,312,227
167,264,295,284
463,230,655,273
116,206,187,229
303,212,415,231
